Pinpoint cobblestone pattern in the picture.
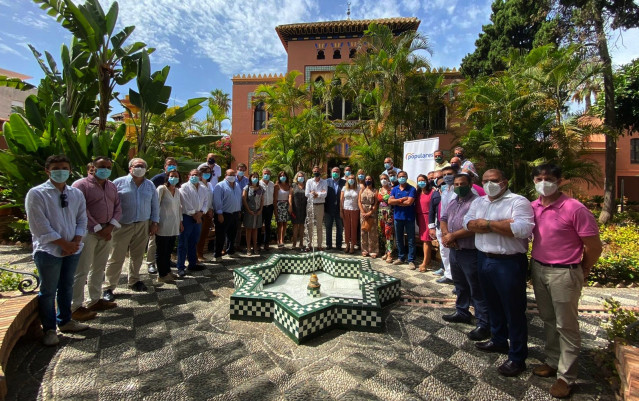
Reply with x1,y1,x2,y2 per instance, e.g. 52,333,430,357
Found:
1,245,631,400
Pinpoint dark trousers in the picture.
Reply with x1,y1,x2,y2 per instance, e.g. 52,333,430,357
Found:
478,251,529,363
155,235,176,277
324,211,343,248
394,218,415,262
177,215,201,271
215,212,239,257
34,251,80,331
259,204,274,246
450,248,489,329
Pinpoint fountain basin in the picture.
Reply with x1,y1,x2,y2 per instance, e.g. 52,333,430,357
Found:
230,252,401,344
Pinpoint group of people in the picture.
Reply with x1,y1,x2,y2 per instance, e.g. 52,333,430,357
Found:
26,146,602,398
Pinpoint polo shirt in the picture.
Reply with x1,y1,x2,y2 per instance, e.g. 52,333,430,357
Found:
531,193,599,265
390,184,416,221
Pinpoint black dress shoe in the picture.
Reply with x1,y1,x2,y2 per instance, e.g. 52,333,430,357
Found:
187,264,206,271
475,340,509,354
498,360,526,377
129,281,148,292
103,289,115,302
442,312,473,324
467,326,491,341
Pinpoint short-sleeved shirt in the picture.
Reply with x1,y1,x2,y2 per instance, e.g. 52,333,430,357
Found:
531,193,599,265
390,184,416,221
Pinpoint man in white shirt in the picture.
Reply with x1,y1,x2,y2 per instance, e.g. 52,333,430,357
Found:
258,168,275,250
198,153,223,186
177,169,209,276
463,169,534,377
382,156,402,178
25,154,89,346
305,165,327,250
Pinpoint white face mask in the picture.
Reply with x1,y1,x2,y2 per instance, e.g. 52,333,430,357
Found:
226,176,236,183
381,179,388,186
483,181,503,197
131,167,146,177
535,180,558,196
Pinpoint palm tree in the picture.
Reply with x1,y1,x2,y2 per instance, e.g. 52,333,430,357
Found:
208,89,230,136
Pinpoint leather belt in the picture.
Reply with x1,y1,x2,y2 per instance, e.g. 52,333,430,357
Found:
533,258,580,269
483,252,524,260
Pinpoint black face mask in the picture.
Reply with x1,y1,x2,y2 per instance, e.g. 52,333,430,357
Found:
431,179,440,188
313,172,320,177
208,158,215,165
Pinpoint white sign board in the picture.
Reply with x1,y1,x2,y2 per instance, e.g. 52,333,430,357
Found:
402,138,439,185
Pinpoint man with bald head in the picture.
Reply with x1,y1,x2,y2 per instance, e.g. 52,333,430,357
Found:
463,169,534,377
212,169,242,262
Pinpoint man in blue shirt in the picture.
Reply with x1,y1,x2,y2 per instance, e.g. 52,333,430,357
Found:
213,169,243,262
103,158,159,300
324,166,345,250
389,170,417,269
25,154,89,346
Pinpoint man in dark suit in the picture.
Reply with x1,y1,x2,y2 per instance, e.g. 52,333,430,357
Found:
324,166,345,250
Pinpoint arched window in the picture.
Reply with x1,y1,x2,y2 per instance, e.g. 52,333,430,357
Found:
253,102,266,131
632,138,639,163
349,48,356,58
333,49,341,59
329,79,342,120
317,50,325,60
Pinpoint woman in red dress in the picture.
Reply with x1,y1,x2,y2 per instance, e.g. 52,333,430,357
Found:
415,174,434,272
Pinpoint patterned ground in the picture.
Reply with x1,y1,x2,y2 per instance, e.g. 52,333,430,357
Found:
3,244,635,401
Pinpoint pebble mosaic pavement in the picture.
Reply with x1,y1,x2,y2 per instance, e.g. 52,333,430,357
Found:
2,244,637,401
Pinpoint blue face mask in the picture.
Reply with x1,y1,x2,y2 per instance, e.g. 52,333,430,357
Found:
348,179,355,185
384,163,391,170
297,177,305,183
237,170,245,177
263,174,270,181
398,177,407,185
389,176,397,182
279,176,287,182
357,174,365,180
166,165,177,172
417,181,426,188
50,169,70,183
95,168,112,180
189,176,200,184
168,177,179,186
202,173,211,180
251,177,259,184
344,171,351,177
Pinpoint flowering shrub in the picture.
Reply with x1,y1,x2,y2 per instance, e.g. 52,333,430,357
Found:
589,223,639,285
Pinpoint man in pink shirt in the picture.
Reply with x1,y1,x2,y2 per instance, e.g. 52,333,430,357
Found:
71,157,122,320
530,164,602,398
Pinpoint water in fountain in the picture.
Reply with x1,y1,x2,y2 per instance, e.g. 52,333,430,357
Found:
304,193,316,268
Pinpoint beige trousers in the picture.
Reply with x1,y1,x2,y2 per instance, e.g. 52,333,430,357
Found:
531,259,584,383
72,232,112,310
306,203,325,248
104,221,150,290
146,234,156,264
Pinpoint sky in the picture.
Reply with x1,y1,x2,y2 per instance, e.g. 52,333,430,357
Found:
1,0,638,126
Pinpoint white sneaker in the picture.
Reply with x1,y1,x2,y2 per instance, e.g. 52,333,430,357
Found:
43,329,59,346
58,320,89,333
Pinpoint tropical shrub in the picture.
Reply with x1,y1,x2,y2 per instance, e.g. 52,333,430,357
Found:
589,223,639,285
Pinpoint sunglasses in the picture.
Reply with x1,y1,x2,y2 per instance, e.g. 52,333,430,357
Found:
60,193,68,208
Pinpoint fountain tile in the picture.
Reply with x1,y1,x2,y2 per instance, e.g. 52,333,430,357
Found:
230,252,401,344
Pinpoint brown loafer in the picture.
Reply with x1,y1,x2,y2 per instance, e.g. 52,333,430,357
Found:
550,378,572,398
87,299,118,312
532,363,557,378
71,307,97,321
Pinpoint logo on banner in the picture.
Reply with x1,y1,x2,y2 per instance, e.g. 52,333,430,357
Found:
405,152,434,160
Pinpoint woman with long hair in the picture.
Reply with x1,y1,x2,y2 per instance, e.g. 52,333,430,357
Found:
290,171,308,251
378,173,395,263
242,172,264,256
415,174,434,271
274,171,292,247
340,175,360,254
358,175,379,257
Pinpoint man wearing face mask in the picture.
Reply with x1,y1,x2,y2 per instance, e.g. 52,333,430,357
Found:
305,166,328,250
233,163,250,251
198,153,222,186
103,158,159,301
463,169,534,377
433,166,457,284
529,164,602,398
196,165,214,262
148,157,179,274
433,150,450,171
177,169,209,275
382,157,402,177
388,171,400,187
325,166,345,250
213,169,242,262
388,171,417,268
258,168,275,250
26,154,89,346
453,146,478,178
71,156,121,321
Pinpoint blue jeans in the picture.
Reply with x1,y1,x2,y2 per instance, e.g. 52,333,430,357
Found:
34,251,81,331
394,219,415,262
478,251,528,363
449,248,489,329
324,212,343,248
177,215,201,271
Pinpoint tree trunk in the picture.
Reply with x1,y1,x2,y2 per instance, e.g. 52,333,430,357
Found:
98,64,111,135
593,6,617,224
